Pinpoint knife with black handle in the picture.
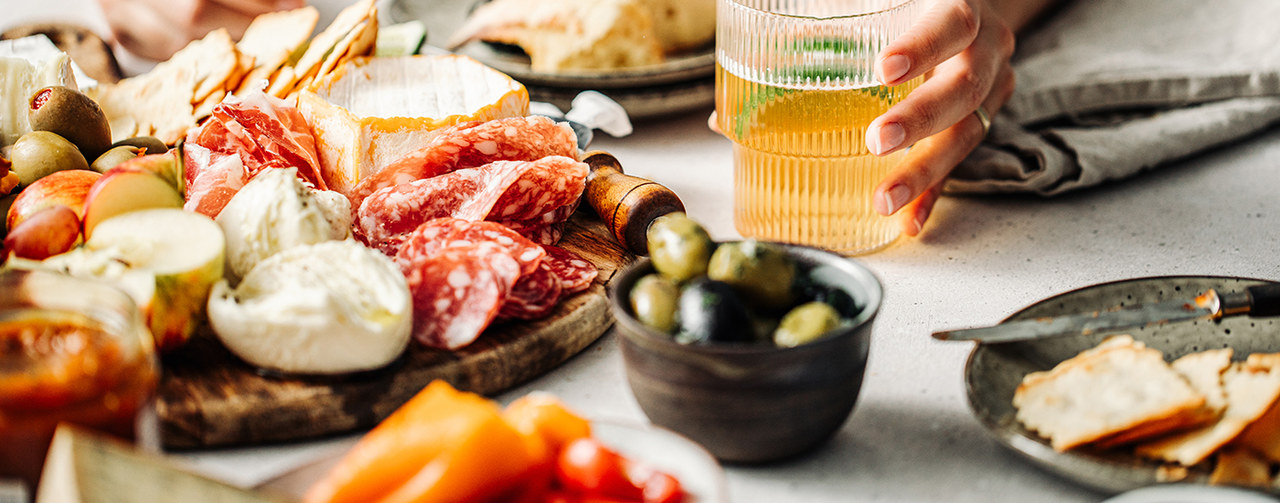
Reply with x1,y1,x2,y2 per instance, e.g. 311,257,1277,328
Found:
932,282,1280,344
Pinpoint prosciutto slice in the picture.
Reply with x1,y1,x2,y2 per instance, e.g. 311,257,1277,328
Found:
183,89,325,218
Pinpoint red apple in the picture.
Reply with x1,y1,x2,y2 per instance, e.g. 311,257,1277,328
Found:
81,164,185,240
4,205,80,260
6,169,101,231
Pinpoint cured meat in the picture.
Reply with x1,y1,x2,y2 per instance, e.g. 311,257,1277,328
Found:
357,156,588,253
347,115,578,208
497,260,563,321
394,218,545,276
397,242,523,350
543,244,597,295
184,89,326,218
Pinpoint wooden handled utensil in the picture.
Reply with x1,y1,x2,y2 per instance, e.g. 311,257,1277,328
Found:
581,151,684,256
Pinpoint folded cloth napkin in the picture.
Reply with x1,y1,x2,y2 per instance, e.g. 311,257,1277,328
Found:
946,0,1280,196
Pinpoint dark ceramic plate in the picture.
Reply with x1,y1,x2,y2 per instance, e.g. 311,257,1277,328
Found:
965,276,1280,494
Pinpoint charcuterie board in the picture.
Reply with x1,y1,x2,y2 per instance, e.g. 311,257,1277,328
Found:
155,210,632,449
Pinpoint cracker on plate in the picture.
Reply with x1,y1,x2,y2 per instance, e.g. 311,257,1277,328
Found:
1013,335,1209,452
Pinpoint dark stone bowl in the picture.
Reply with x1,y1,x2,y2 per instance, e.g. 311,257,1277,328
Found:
610,244,881,464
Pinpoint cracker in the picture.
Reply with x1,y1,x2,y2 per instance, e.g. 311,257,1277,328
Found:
1136,358,1280,466
281,0,375,97
1013,335,1208,452
1210,445,1273,488
235,6,319,95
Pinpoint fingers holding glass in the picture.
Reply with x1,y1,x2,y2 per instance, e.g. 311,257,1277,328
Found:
866,2,1014,156
874,64,1016,236
876,0,983,86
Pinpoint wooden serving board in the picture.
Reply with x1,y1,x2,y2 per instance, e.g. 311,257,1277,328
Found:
155,212,633,449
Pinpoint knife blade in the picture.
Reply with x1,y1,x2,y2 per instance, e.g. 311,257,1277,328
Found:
932,282,1280,344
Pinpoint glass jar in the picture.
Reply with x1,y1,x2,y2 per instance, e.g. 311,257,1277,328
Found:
0,269,159,495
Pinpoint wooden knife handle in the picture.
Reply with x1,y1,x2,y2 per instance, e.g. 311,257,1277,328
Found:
582,151,684,256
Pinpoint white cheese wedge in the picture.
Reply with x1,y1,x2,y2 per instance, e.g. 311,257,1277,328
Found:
0,51,77,147
297,54,529,197
207,240,413,375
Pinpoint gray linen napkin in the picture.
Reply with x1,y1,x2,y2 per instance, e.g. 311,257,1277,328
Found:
945,0,1280,196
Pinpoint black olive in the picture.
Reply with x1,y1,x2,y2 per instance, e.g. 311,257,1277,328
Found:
675,278,754,344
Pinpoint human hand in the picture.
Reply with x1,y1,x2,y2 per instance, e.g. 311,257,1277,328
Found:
867,0,1016,236
96,0,305,61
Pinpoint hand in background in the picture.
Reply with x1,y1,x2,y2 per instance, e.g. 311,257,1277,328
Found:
868,0,1058,236
95,0,304,61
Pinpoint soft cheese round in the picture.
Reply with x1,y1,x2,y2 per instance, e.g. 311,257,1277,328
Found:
208,239,413,374
215,167,341,281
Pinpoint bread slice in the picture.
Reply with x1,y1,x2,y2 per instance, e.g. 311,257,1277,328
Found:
446,0,665,72
1136,356,1280,466
1013,335,1208,452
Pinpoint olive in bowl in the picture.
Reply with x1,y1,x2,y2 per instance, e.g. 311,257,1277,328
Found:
610,242,881,463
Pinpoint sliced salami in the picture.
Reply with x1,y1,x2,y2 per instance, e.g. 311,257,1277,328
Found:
396,240,523,350
497,260,563,321
357,157,587,253
543,244,598,295
394,218,546,276
500,220,565,246
348,116,578,208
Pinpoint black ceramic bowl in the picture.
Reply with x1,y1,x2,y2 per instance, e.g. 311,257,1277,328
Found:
610,244,881,463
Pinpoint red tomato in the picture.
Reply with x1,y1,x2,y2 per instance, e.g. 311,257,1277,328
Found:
555,438,644,500
553,438,687,503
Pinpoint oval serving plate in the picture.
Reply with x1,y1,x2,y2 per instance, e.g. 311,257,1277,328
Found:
965,276,1280,495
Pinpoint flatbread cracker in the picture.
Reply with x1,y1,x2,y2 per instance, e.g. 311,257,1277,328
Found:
1013,335,1208,452
1136,358,1280,466
235,6,319,95
278,0,375,97
1210,445,1273,488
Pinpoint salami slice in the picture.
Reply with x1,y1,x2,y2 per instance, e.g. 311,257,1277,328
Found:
396,240,523,350
356,171,488,254
348,116,578,208
543,244,597,295
394,218,546,276
500,220,565,246
497,260,563,321
357,157,587,253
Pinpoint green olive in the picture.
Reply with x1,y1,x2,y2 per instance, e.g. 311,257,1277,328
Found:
111,136,169,155
629,273,680,333
27,86,112,161
8,131,89,187
646,212,714,283
773,301,844,347
707,239,796,310
90,145,144,173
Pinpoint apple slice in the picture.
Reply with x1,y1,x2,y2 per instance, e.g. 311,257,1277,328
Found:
81,166,184,240
115,150,185,195
82,208,225,352
6,169,100,231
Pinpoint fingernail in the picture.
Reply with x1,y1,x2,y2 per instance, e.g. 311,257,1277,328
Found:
880,54,910,84
876,184,911,216
869,122,905,155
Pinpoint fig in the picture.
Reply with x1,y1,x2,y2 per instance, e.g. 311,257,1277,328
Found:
8,131,89,187
28,86,112,161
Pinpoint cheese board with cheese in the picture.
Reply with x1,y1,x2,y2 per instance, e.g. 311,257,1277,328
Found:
1,0,687,453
